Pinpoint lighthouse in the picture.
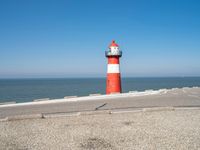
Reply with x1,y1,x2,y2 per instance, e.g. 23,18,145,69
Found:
105,40,122,94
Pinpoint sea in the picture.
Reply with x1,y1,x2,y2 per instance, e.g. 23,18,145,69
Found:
0,77,200,103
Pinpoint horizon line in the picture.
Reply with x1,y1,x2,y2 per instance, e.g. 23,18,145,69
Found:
0,76,200,80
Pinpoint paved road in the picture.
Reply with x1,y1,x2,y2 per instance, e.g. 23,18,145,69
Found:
0,87,200,119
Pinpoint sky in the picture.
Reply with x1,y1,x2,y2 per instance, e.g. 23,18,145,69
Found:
0,0,200,78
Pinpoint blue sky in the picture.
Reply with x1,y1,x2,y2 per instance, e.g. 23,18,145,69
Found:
0,0,200,78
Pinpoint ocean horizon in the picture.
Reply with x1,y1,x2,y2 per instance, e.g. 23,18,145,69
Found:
0,77,200,103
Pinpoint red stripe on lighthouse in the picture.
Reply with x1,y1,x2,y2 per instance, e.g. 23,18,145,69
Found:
108,57,119,64
106,73,121,94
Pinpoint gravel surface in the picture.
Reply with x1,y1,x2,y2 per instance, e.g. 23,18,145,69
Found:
0,109,200,150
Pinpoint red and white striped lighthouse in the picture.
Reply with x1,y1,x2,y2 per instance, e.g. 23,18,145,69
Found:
105,40,122,94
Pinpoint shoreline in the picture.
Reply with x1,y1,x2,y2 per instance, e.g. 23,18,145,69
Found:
1,77,200,103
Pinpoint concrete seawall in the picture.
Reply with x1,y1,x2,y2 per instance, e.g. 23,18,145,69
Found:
0,88,172,108
0,87,200,119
